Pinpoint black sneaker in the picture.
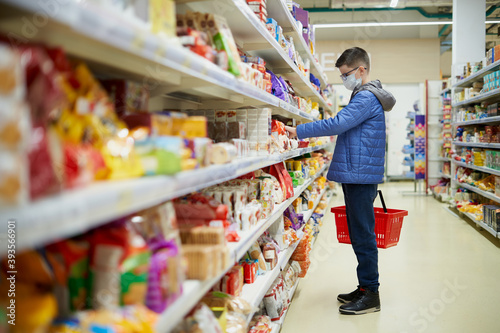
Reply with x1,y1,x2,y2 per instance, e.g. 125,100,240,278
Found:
337,287,362,304
339,289,381,315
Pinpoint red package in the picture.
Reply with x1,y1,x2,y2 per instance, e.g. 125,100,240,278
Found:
221,266,243,296
243,260,257,284
269,162,293,199
297,259,311,278
28,125,61,200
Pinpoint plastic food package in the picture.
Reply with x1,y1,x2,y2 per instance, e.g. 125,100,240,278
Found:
183,244,218,280
45,239,90,314
0,151,28,207
243,260,258,284
248,241,267,273
173,303,223,333
146,238,183,313
101,79,149,116
88,222,151,309
207,14,241,76
262,242,278,271
211,143,237,164
1,250,58,332
220,266,244,296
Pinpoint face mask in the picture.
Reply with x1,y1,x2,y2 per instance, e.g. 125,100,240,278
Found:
342,68,362,91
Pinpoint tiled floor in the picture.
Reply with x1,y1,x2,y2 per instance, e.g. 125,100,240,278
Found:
282,182,500,333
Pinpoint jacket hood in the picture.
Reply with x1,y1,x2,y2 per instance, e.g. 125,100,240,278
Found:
351,80,396,111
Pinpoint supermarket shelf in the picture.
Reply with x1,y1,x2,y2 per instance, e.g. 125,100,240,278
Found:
440,88,451,95
266,0,329,89
439,173,451,179
302,187,328,225
0,143,333,252
0,0,322,122
442,157,452,162
272,272,300,331
453,161,500,177
452,141,500,149
230,162,329,261
461,211,499,238
452,88,500,107
241,226,305,309
455,182,500,205
452,60,500,89
154,162,329,332
179,0,324,104
452,116,500,126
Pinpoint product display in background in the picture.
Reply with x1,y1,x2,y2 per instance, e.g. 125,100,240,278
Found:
414,115,426,180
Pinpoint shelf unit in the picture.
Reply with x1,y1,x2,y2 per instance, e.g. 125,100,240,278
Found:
448,61,500,241
0,0,337,331
452,60,500,89
452,141,500,148
454,161,500,177
452,88,500,107
241,185,328,318
452,115,500,126
460,210,499,238
0,143,333,251
155,163,330,332
455,181,500,205
402,111,415,179
0,0,333,119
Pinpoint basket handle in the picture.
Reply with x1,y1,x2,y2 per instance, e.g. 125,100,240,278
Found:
378,190,388,213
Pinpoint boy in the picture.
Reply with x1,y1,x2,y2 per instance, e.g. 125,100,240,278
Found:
286,47,395,315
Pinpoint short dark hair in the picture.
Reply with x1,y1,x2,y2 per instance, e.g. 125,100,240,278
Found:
335,47,370,72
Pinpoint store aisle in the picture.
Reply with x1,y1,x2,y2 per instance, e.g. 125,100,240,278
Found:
282,182,500,333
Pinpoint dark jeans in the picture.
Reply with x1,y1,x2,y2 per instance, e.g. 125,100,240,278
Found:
342,183,379,293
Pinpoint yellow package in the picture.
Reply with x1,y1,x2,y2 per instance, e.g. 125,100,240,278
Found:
150,0,176,38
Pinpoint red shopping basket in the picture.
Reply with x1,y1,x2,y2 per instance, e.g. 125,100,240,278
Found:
331,190,408,249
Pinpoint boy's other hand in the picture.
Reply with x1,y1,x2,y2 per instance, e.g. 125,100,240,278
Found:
285,126,297,139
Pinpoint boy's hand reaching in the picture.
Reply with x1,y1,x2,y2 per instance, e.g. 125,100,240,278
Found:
285,126,297,139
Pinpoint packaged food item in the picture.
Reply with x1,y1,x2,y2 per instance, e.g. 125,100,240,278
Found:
183,244,217,280
150,0,176,38
207,14,242,76
220,266,244,296
146,239,184,313
88,222,151,309
243,260,258,284
211,143,237,164
248,241,267,273
135,136,183,175
101,79,150,115
0,152,28,207
262,243,278,271
45,239,90,314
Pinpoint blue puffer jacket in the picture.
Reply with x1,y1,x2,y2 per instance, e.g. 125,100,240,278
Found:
297,80,396,184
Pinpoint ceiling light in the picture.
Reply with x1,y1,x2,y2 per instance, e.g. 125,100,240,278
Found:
390,0,399,8
315,20,500,29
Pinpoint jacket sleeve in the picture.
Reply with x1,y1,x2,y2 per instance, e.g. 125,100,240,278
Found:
296,91,374,139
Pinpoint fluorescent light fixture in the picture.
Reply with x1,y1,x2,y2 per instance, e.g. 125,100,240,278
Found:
315,20,500,29
390,0,399,8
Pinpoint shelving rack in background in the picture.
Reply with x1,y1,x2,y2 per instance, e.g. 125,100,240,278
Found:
445,59,500,240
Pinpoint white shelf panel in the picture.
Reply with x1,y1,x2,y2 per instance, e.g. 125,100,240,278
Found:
452,161,500,177
154,162,329,333
452,60,500,89
266,0,329,89
452,116,500,126
241,226,304,309
452,88,500,107
0,144,333,251
439,173,451,179
452,141,500,149
456,182,500,205
461,211,499,238
0,0,321,122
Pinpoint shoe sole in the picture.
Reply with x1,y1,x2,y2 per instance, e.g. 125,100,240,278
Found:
337,296,350,304
339,306,381,315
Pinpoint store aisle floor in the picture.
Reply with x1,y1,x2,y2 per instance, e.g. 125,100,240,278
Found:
282,182,500,333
